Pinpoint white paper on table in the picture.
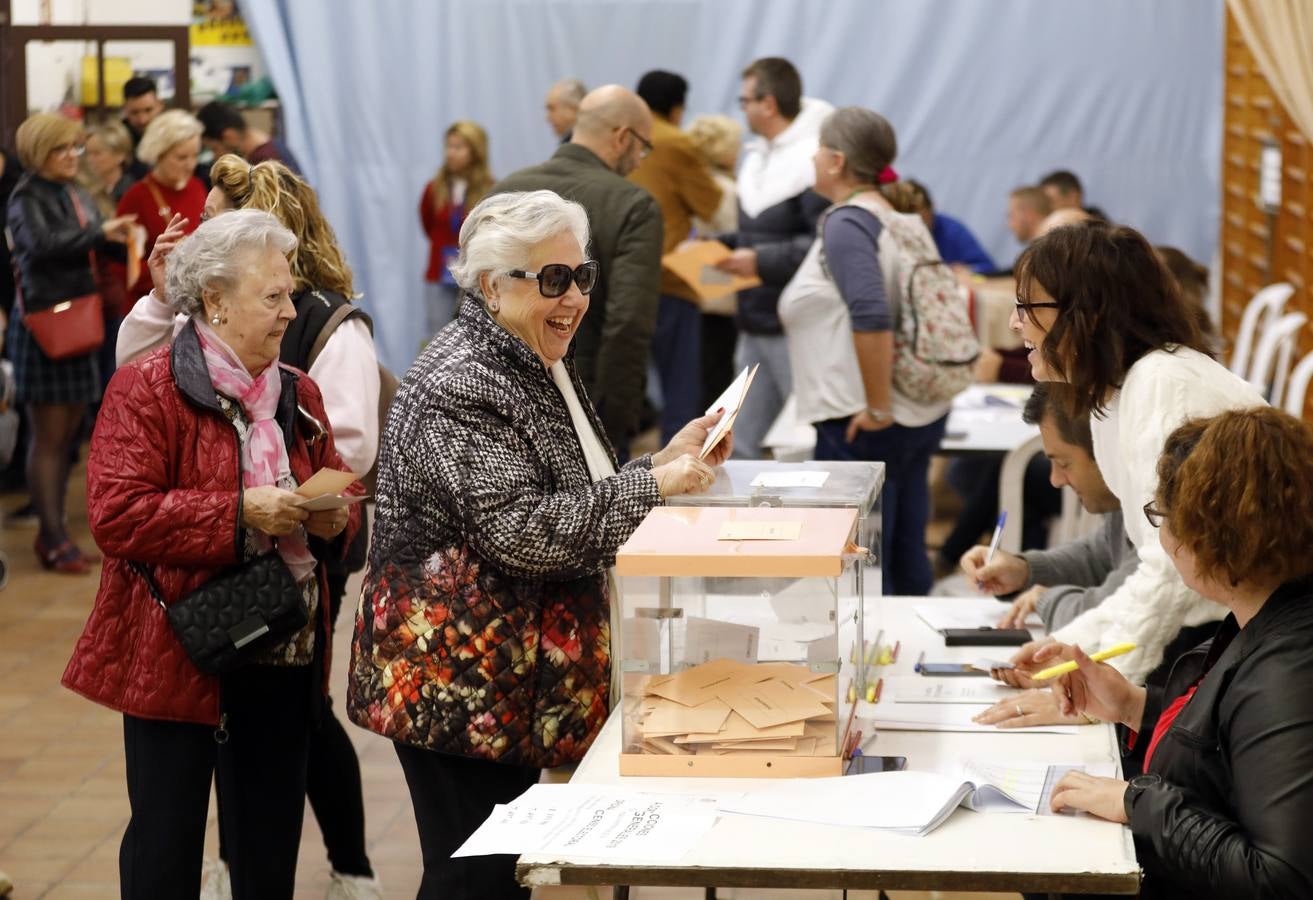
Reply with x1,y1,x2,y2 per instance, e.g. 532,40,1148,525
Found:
870,703,1080,734
749,470,831,488
295,493,369,511
955,760,1118,814
719,770,973,835
454,784,724,862
889,676,1020,705
913,599,1041,634
700,364,758,458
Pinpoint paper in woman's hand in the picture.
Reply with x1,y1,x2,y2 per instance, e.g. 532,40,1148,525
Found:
293,467,363,510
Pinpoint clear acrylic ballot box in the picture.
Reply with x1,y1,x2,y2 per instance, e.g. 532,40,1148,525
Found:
668,460,885,691
614,505,864,778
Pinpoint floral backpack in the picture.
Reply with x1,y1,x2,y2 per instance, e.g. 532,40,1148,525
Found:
821,196,979,405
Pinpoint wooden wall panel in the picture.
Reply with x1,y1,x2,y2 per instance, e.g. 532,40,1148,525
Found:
1221,9,1313,418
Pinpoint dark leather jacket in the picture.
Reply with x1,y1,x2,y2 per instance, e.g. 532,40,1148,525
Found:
1122,575,1313,898
6,174,111,311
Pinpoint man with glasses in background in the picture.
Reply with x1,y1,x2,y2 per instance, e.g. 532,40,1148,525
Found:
629,69,723,445
711,57,832,458
492,84,662,458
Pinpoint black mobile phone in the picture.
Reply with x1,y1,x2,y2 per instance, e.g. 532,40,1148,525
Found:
942,627,1032,647
845,755,908,775
919,662,988,677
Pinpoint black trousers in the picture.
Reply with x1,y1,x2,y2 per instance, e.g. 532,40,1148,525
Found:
120,663,313,900
215,571,373,878
393,741,541,900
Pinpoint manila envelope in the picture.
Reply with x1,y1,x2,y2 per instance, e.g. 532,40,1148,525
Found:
645,658,753,708
717,678,831,730
661,239,762,303
675,712,807,744
639,697,732,737
294,468,362,508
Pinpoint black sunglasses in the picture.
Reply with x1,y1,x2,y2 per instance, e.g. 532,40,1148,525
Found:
507,260,599,298
1143,501,1166,529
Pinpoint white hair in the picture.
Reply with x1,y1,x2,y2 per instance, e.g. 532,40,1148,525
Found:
449,190,590,297
551,78,587,107
165,209,297,318
137,109,203,165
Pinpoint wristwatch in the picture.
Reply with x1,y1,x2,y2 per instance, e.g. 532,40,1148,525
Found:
866,407,893,423
1123,773,1162,820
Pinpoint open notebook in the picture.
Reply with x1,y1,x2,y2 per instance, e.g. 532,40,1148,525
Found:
719,761,1116,836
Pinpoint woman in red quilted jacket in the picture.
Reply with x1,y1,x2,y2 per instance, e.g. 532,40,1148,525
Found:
61,209,362,900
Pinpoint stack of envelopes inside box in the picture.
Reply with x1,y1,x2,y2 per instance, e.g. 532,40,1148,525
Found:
636,659,838,757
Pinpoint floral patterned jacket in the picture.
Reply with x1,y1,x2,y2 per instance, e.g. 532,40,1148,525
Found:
347,298,662,767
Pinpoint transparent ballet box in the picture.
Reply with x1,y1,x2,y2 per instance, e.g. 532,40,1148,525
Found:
614,505,865,778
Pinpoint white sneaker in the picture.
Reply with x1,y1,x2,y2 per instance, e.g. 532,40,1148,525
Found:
327,871,384,900
200,857,232,900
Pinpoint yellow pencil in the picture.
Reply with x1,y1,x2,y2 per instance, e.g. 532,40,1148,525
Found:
1031,642,1137,681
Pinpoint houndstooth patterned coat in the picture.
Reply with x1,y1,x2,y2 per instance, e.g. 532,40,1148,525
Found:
347,297,662,767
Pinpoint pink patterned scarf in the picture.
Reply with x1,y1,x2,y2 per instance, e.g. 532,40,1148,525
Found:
196,322,316,583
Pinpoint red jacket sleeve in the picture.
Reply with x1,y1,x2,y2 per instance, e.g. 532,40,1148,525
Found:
298,373,364,555
87,365,243,568
419,182,439,236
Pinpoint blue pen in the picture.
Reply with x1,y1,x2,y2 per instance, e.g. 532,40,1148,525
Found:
914,650,926,673
984,511,1007,566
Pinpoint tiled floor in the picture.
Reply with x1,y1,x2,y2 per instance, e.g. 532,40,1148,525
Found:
0,468,1007,900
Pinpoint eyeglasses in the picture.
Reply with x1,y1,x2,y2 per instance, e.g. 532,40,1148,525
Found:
1014,298,1061,317
52,143,85,158
737,94,762,109
625,127,653,159
507,260,600,298
1142,501,1166,529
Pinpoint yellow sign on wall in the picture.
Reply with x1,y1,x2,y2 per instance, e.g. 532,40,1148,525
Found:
80,56,134,106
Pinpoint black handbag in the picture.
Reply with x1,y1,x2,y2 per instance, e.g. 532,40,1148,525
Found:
130,553,309,675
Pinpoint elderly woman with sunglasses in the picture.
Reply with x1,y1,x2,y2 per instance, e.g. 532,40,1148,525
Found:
347,189,727,899
61,209,362,898
990,221,1264,692
1034,407,1313,899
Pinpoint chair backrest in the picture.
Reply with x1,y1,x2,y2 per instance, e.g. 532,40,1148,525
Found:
1230,282,1295,377
1284,349,1313,418
1248,311,1308,405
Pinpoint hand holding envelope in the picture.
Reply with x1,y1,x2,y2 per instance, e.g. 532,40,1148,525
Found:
294,468,368,511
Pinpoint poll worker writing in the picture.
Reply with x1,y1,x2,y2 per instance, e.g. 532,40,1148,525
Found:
1039,408,1313,899
346,190,730,900
964,382,1131,728
990,221,1264,689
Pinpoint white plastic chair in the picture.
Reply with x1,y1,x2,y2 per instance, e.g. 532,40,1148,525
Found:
1284,349,1313,418
1230,283,1294,378
1247,312,1308,406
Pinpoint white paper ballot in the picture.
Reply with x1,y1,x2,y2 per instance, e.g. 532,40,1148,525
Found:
720,771,974,834
914,599,1041,633
454,784,722,862
889,676,1020,705
749,470,831,488
295,493,369,512
870,703,1080,734
700,364,758,458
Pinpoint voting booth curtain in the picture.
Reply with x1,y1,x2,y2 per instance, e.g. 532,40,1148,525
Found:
244,0,1224,372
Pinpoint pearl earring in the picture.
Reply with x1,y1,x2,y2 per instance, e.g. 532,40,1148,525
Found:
211,313,221,326
487,299,500,312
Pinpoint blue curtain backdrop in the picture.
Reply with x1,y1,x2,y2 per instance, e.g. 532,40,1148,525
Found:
244,0,1225,373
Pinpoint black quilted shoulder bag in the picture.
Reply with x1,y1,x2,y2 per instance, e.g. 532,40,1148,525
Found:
129,553,308,675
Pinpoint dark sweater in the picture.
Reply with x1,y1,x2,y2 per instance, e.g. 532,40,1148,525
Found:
723,188,829,335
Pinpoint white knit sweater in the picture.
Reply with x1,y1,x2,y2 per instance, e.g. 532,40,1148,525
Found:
1050,347,1267,683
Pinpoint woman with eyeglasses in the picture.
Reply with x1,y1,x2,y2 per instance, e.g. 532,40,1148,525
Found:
61,210,362,898
993,221,1264,689
5,113,137,573
346,189,727,899
115,153,384,898
1032,407,1313,898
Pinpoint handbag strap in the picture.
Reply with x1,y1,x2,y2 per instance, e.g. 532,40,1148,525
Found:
127,560,169,611
66,186,100,275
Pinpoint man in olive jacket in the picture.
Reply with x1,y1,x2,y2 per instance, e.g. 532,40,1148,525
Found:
491,85,663,456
